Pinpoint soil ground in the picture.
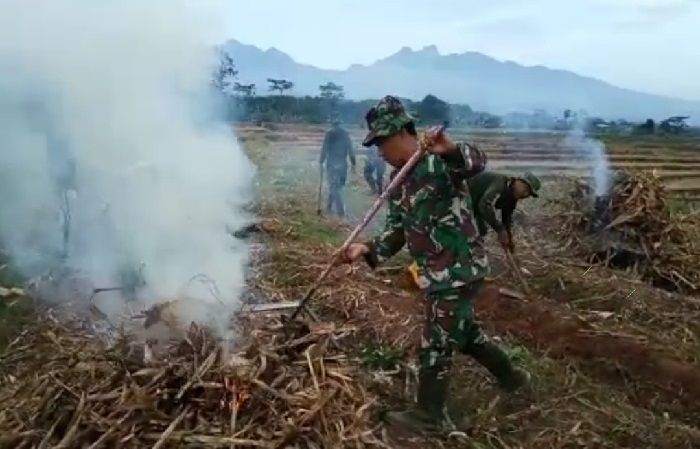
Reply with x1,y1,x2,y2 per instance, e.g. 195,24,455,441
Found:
2,125,700,448
242,125,700,448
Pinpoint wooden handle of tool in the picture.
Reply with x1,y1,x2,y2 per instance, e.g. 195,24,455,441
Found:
290,127,445,321
504,249,530,294
316,164,324,214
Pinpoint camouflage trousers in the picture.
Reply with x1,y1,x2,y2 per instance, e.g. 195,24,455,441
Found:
326,167,347,217
363,160,385,194
420,281,516,382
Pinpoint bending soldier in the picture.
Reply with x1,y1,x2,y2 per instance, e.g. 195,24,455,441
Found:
468,171,540,252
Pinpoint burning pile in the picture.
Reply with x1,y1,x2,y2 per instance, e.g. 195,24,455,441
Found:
0,313,384,448
560,170,700,292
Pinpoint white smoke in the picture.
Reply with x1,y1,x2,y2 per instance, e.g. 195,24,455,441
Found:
565,127,611,196
0,0,254,332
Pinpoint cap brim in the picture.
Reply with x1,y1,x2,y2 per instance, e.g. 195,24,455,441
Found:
362,131,377,147
520,178,539,197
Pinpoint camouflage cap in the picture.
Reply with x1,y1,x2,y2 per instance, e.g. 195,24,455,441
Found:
520,172,541,197
362,95,415,147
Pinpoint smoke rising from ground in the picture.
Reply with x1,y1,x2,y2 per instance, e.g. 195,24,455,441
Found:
565,128,611,197
0,1,253,331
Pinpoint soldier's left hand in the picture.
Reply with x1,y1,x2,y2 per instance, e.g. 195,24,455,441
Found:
333,243,369,266
423,126,457,155
497,230,511,251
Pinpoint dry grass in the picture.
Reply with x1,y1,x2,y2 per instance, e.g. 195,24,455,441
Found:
245,180,700,448
2,132,700,449
0,310,386,448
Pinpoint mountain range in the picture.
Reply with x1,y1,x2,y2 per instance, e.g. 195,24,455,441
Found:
223,39,699,122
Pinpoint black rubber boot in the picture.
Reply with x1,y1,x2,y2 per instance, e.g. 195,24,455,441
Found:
466,340,531,392
499,367,531,393
384,368,455,434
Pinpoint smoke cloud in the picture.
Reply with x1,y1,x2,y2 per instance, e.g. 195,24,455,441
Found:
0,0,254,331
565,127,612,197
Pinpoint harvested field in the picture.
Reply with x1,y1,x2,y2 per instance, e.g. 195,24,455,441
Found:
237,189,700,448
237,124,700,201
241,126,700,447
2,124,700,448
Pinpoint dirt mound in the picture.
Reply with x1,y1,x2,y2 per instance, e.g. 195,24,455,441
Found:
0,314,384,449
559,170,700,292
475,285,700,403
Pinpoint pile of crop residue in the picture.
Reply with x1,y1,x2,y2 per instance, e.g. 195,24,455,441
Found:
0,312,384,449
559,170,700,292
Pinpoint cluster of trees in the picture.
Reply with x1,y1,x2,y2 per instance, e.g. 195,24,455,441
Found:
212,52,502,126
586,115,691,135
213,51,694,134
503,108,693,136
226,93,503,127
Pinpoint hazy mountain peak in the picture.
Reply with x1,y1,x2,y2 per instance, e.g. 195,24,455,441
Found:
420,44,440,55
222,39,699,121
265,47,286,57
383,44,442,64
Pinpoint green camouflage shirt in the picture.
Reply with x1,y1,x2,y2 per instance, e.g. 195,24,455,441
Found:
468,171,513,236
365,142,490,292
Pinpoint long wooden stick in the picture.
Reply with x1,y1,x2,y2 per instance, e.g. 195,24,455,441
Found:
316,163,324,215
290,144,431,321
504,249,530,294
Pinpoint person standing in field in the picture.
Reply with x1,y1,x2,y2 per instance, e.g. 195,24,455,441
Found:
337,96,530,434
319,119,356,217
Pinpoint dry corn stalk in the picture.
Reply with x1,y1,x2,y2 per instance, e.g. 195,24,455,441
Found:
559,170,700,292
0,313,385,448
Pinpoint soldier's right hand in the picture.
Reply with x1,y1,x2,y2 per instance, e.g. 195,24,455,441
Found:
334,243,370,265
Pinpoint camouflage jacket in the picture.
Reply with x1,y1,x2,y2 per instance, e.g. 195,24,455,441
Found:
468,171,516,236
365,142,489,292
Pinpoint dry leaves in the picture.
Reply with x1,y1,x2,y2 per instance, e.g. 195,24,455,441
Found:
0,314,386,449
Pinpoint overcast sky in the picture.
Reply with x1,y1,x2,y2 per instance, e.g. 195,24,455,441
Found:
219,0,699,101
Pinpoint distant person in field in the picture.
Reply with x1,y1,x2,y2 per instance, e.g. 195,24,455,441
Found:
363,145,386,194
468,171,541,252
320,118,356,217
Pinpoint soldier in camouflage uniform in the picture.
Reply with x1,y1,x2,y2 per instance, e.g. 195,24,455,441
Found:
363,145,386,194
468,171,541,252
338,96,530,434
320,119,356,217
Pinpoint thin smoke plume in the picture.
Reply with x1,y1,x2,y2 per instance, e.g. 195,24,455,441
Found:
0,0,254,333
565,127,612,197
